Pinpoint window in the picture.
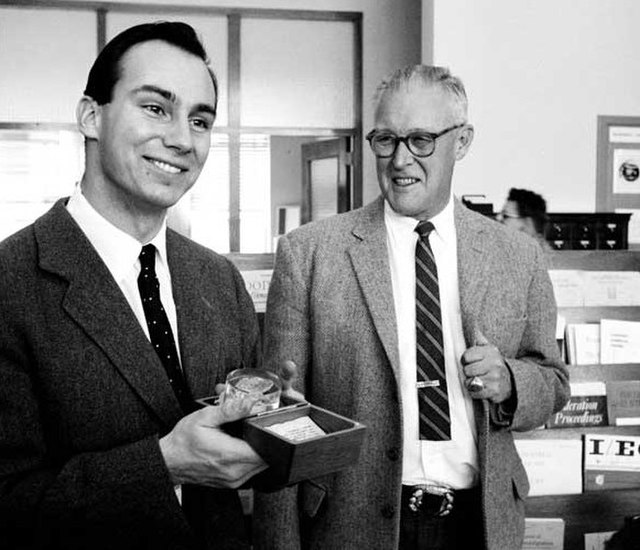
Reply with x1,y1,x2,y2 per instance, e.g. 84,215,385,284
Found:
0,127,82,241
0,3,362,254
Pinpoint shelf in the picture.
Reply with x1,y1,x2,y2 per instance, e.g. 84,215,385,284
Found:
515,425,640,440
525,250,640,549
559,306,640,324
515,364,640,439
526,489,639,550
549,250,640,270
566,363,640,382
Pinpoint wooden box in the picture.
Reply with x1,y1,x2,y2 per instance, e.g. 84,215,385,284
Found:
242,399,366,488
196,395,366,488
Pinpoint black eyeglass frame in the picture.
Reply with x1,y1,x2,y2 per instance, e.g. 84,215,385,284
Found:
496,211,522,221
365,123,466,158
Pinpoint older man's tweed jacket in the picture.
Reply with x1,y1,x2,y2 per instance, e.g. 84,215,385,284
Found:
253,197,569,550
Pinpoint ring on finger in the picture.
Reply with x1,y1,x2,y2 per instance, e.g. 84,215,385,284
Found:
467,376,484,392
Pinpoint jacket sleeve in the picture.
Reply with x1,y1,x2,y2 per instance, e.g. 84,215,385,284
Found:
503,245,570,432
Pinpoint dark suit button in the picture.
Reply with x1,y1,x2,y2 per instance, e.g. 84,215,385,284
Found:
381,505,395,519
387,447,400,461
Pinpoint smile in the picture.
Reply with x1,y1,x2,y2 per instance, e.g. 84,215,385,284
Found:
146,158,185,175
393,177,420,187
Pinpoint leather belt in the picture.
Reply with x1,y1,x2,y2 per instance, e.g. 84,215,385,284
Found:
401,484,480,518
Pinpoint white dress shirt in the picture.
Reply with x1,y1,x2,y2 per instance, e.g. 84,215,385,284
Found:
66,186,181,358
384,197,478,489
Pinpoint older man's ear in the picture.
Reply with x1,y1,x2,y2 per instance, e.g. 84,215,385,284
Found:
455,124,474,161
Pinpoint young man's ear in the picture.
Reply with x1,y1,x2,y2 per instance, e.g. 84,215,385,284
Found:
455,124,474,161
76,96,101,140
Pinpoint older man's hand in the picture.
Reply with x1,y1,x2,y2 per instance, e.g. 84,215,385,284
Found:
461,329,513,404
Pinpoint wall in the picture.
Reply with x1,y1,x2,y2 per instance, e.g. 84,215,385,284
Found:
423,0,640,213
51,0,423,205
270,135,306,239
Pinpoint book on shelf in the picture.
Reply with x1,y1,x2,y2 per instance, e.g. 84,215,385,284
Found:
583,271,640,307
556,314,566,363
515,439,582,496
523,517,564,550
547,382,608,428
565,323,600,365
565,319,640,365
606,381,640,427
549,269,640,308
549,270,585,307
584,531,616,550
584,433,640,491
600,319,640,364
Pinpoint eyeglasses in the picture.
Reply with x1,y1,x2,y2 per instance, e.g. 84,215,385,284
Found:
496,211,522,222
365,123,465,158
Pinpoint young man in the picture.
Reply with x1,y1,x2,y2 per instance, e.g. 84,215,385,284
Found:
254,65,569,550
0,22,265,549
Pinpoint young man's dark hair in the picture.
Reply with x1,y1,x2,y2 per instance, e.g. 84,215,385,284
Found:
507,187,548,235
84,21,218,114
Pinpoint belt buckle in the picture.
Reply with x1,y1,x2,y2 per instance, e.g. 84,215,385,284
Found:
408,485,454,517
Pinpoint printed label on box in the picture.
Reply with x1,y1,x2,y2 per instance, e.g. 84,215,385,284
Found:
584,434,640,491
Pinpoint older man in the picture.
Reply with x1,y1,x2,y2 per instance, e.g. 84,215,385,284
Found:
253,65,569,550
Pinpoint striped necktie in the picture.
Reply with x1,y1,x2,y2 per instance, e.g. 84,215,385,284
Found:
415,221,451,440
138,244,194,413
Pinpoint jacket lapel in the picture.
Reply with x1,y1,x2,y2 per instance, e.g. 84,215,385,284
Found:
35,200,182,427
167,231,221,400
347,197,400,377
454,200,492,442
456,200,492,345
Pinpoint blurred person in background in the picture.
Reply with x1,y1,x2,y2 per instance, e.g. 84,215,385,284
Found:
496,187,551,251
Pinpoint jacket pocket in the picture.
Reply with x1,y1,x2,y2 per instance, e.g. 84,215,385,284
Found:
300,479,327,518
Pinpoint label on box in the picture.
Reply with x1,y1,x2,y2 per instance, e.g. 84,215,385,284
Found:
515,439,582,496
584,434,640,491
240,270,273,313
523,518,564,550
265,416,326,441
547,383,608,428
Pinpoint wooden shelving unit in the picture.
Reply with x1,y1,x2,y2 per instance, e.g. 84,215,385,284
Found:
518,250,640,550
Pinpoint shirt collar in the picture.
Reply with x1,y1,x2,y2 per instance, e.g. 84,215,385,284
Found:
66,185,168,283
383,194,455,244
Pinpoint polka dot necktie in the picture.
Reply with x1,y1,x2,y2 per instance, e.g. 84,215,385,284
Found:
415,221,451,440
138,244,193,413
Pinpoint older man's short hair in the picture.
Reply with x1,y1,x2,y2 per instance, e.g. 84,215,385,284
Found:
374,64,468,123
